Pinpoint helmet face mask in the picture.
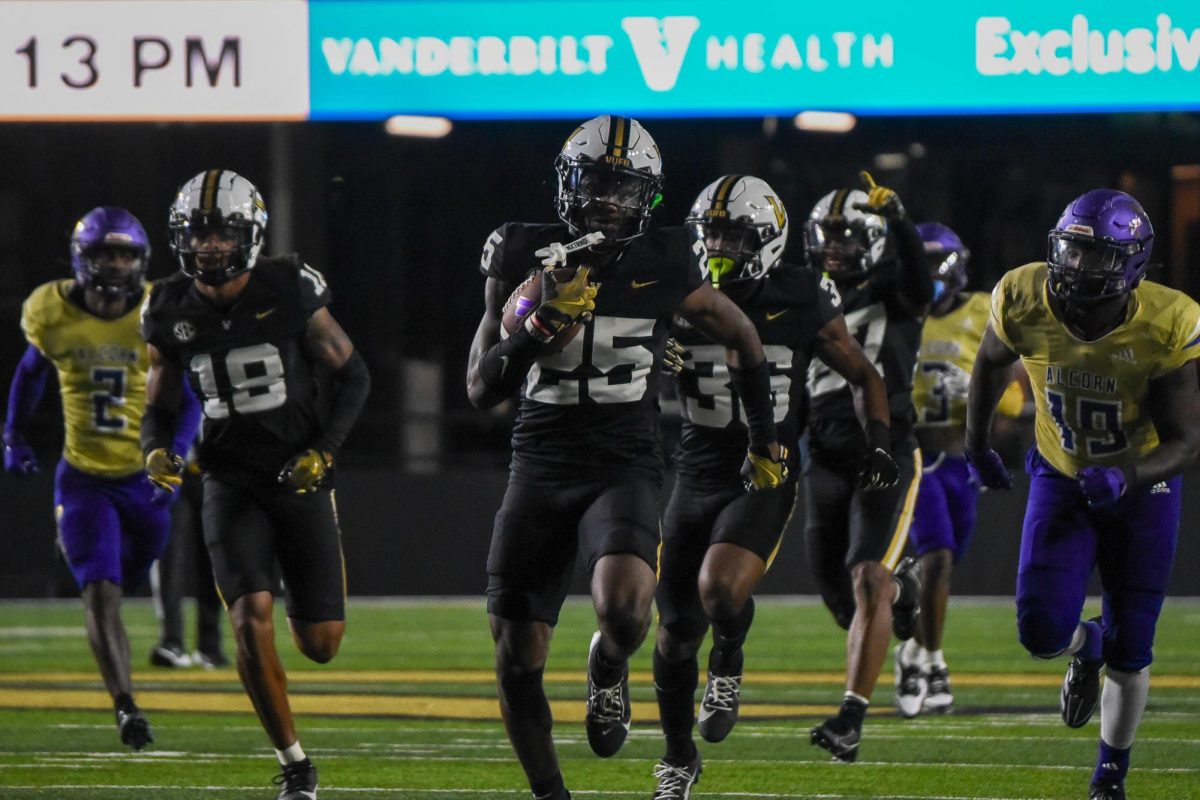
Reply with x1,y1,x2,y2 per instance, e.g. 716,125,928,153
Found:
1046,188,1153,307
555,115,663,247
169,170,267,286
687,175,788,296
804,189,886,285
70,207,150,300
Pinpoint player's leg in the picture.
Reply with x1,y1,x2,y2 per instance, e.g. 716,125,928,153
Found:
581,475,660,758
55,461,153,749
178,470,226,666
803,456,855,630
149,510,190,667
811,448,920,763
697,477,798,742
1088,476,1181,799
486,477,581,800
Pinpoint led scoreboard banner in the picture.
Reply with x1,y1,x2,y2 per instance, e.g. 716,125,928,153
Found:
1,0,1199,121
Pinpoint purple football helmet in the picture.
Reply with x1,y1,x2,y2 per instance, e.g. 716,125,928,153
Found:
70,206,150,299
1047,189,1153,304
917,221,969,310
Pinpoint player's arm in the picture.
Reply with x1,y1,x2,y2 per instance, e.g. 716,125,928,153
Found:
812,315,899,489
3,344,53,475
303,307,371,457
1125,361,1200,486
677,282,787,489
467,275,538,409
964,322,1020,488
855,171,932,317
141,343,188,492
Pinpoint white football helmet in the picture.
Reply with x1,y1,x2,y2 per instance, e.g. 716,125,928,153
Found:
804,188,887,285
687,175,788,293
169,169,267,285
554,115,664,244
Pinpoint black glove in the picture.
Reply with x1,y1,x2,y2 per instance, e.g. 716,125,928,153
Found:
856,446,899,491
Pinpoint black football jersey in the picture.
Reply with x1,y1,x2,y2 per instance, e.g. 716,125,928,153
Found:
806,263,923,457
481,222,703,475
672,265,842,488
143,256,331,482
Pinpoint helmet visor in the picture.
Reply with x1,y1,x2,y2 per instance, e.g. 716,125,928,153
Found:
1047,232,1140,299
79,244,146,296
170,216,257,282
690,219,763,287
805,217,870,274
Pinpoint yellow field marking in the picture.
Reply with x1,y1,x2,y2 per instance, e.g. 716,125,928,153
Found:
1,670,1197,688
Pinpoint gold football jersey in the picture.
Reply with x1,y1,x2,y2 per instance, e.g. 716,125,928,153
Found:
991,263,1200,476
20,280,151,477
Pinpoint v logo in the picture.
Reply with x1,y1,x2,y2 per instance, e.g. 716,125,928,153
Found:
620,16,700,92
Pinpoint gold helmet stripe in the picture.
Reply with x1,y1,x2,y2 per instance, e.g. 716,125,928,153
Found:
711,174,743,212
201,169,223,214
829,188,852,216
608,116,627,159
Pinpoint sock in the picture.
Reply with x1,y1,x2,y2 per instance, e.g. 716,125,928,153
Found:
113,692,136,714
898,638,921,666
709,598,754,675
275,741,306,765
1101,667,1150,749
531,771,566,800
1068,619,1103,662
927,648,946,669
839,692,868,727
1091,739,1131,786
590,639,625,687
653,647,699,765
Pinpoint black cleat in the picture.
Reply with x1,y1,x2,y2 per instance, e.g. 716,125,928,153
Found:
585,631,630,758
652,751,702,800
191,649,230,669
116,706,153,751
273,758,318,800
149,643,192,668
698,667,742,743
1061,655,1104,728
810,715,860,763
891,557,921,641
1089,780,1126,800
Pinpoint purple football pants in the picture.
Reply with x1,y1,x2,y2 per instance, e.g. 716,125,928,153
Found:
910,451,978,562
1016,449,1180,672
54,459,172,592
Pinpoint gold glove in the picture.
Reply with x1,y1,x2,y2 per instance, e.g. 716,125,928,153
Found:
278,449,334,494
145,448,185,493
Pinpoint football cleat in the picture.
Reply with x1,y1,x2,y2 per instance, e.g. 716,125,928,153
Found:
1061,654,1105,728
585,631,631,758
191,649,230,669
149,643,192,668
891,557,922,641
652,751,702,800
893,644,926,719
116,706,153,751
698,667,742,743
1089,780,1126,800
923,664,954,713
273,758,318,800
810,715,860,763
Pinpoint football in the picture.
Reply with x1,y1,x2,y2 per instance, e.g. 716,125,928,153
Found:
501,268,584,352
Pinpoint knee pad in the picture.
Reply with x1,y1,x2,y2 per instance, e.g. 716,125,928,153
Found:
1017,606,1076,658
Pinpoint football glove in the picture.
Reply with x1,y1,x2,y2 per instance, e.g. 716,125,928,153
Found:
1078,466,1127,509
741,444,790,491
278,448,334,494
534,266,598,335
854,170,906,221
2,429,38,475
966,448,1013,490
144,448,185,493
856,447,900,491
661,337,687,375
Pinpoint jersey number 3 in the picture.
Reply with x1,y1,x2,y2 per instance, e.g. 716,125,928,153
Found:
190,343,287,418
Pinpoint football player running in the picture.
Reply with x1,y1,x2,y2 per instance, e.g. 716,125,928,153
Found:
895,222,1027,717
3,207,200,750
650,176,895,798
966,189,1200,800
802,172,928,762
466,117,787,800
141,171,370,800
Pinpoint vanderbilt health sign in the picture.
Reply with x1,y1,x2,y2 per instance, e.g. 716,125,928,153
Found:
2,1,1198,120
308,0,1200,119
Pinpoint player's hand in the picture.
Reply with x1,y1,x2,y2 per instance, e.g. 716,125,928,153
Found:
741,443,790,491
662,337,687,375
535,242,570,268
966,448,1013,490
856,447,900,491
1077,466,1127,509
536,266,598,334
853,170,906,221
2,429,38,475
144,448,185,493
278,448,334,494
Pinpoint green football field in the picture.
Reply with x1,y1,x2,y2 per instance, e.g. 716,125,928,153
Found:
0,597,1197,800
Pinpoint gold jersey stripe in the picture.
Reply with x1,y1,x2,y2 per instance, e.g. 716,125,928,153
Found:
881,448,923,570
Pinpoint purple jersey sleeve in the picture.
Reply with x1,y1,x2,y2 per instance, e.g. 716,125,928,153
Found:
5,344,52,433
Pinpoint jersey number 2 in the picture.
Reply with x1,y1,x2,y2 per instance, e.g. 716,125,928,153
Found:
90,367,127,431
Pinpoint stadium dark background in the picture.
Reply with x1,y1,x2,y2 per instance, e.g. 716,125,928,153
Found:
2,113,1199,598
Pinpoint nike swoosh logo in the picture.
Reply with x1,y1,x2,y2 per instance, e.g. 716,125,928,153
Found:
631,279,659,289
697,706,717,722
256,308,277,319
766,309,789,320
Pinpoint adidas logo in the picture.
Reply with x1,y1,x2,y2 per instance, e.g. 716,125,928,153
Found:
1110,347,1136,365
1151,481,1170,495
